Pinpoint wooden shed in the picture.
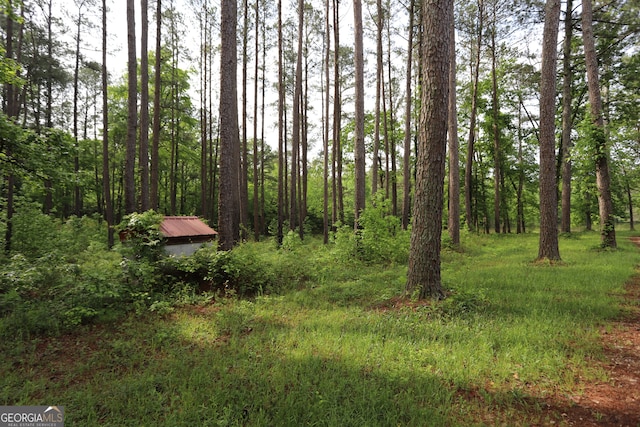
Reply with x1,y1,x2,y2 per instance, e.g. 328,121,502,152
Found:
160,216,218,256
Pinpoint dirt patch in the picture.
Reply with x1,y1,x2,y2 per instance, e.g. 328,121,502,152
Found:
542,237,640,426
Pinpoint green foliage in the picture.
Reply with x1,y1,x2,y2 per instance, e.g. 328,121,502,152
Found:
116,210,165,260
332,196,410,265
161,242,302,297
2,232,638,425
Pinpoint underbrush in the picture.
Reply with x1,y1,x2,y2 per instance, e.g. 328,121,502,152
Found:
0,210,316,338
1,229,638,425
2,206,640,425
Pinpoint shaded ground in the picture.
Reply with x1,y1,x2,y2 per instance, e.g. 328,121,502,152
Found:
6,238,640,425
543,237,640,426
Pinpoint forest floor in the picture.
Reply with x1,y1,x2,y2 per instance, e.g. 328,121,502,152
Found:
541,237,640,426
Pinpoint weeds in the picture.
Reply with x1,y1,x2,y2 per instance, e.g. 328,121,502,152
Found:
1,214,638,426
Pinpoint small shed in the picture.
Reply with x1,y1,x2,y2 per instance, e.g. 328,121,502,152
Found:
160,216,218,256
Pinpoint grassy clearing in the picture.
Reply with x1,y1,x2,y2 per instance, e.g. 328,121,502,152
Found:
1,230,638,426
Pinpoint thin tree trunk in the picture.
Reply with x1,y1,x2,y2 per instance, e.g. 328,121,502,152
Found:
290,0,303,234
581,0,616,248
102,0,114,247
73,1,86,216
200,3,208,218
323,0,331,243
252,0,260,241
277,0,285,245
139,0,150,211
353,0,366,225
401,0,414,230
125,0,138,214
560,0,573,233
490,12,500,234
240,0,249,240
464,0,484,232
447,11,460,246
332,0,342,227
386,19,397,216
151,0,162,210
372,0,383,196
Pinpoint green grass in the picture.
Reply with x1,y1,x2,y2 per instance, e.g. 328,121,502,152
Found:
1,230,638,426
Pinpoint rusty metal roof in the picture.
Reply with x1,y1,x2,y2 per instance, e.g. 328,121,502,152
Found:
159,216,218,239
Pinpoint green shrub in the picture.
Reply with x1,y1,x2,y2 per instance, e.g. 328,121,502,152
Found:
332,197,410,265
161,245,277,297
116,210,165,261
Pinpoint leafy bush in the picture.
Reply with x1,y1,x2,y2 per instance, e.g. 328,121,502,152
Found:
332,197,410,265
161,244,277,297
116,210,165,261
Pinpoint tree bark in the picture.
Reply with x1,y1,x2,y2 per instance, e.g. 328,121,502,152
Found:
332,0,343,227
372,0,383,196
447,11,460,246
323,0,331,243
218,0,241,250
151,0,162,211
405,0,452,300
125,0,138,214
102,0,114,248
139,0,150,211
353,0,366,226
464,0,483,232
581,0,616,248
401,0,415,230
73,0,86,216
490,10,500,234
240,0,250,240
252,0,260,241
537,0,561,261
290,0,304,234
560,0,573,233
277,0,285,245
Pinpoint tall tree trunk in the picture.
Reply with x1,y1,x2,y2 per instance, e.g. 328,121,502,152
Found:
386,20,398,216
125,0,138,214
447,11,460,246
151,0,162,210
581,0,616,248
405,0,452,300
372,0,383,196
401,0,415,230
332,0,342,227
218,0,241,250
323,0,331,243
353,0,366,225
277,0,285,246
537,0,561,261
139,0,150,211
301,54,309,239
515,95,526,234
290,0,303,234
199,2,208,218
252,0,260,241
240,0,249,240
560,0,573,233
464,0,483,232
490,11,500,233
102,0,114,248
73,0,86,216
2,1,17,253
44,0,53,213
260,12,266,234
